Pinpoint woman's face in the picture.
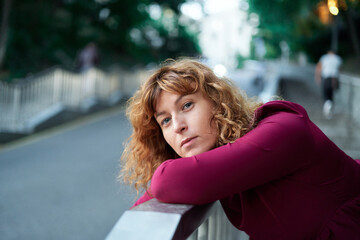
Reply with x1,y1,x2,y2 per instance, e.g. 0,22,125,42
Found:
155,90,218,158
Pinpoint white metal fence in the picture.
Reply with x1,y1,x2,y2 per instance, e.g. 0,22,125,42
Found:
335,73,360,126
0,67,148,133
187,202,249,240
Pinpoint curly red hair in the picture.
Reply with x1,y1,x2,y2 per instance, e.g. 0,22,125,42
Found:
119,58,263,192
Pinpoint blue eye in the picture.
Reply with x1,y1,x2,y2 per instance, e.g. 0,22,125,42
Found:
161,117,170,126
183,102,193,110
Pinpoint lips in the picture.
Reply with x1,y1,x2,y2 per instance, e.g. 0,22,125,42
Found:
181,137,197,148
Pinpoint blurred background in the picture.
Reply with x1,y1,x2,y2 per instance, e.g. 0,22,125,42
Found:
0,0,359,240
1,0,359,80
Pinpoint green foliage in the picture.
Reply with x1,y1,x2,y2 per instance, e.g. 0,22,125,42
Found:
247,0,360,63
2,0,200,81
236,54,246,68
248,0,320,57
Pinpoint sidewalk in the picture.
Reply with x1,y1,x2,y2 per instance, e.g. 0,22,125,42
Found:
280,77,360,159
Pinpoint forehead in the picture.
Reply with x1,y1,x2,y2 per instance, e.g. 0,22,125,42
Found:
155,90,183,110
152,75,198,101
155,90,211,111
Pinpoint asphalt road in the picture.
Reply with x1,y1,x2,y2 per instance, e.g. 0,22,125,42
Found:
0,106,137,240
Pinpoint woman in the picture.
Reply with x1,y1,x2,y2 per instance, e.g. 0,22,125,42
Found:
120,59,360,239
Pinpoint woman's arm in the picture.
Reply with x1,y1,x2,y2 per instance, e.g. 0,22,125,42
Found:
131,190,153,208
151,109,314,205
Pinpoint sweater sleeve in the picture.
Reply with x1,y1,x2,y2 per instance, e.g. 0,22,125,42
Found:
151,106,314,205
131,190,153,208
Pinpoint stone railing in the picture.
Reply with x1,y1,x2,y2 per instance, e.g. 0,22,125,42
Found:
105,199,249,240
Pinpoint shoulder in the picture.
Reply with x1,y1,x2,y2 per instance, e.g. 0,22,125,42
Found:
319,54,328,62
252,101,313,141
245,101,315,152
254,100,309,122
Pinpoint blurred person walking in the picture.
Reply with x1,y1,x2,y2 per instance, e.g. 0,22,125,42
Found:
315,50,342,119
75,42,100,98
76,42,99,73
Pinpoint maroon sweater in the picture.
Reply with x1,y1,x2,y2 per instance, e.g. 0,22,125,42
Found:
133,101,360,240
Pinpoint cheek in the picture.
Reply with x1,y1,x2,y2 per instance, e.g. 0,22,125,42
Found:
162,131,175,149
210,131,219,147
209,115,218,134
209,119,219,145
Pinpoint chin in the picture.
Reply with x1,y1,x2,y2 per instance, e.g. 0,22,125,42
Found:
184,148,209,158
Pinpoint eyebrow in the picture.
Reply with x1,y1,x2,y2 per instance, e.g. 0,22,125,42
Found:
155,94,187,119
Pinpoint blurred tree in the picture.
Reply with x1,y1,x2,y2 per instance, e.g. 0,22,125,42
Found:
0,0,13,69
247,0,360,66
248,0,318,58
342,5,360,66
0,0,200,82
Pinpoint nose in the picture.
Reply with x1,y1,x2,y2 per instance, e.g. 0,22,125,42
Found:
173,115,187,134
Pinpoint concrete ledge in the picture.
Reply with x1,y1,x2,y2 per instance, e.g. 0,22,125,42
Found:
105,199,215,240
